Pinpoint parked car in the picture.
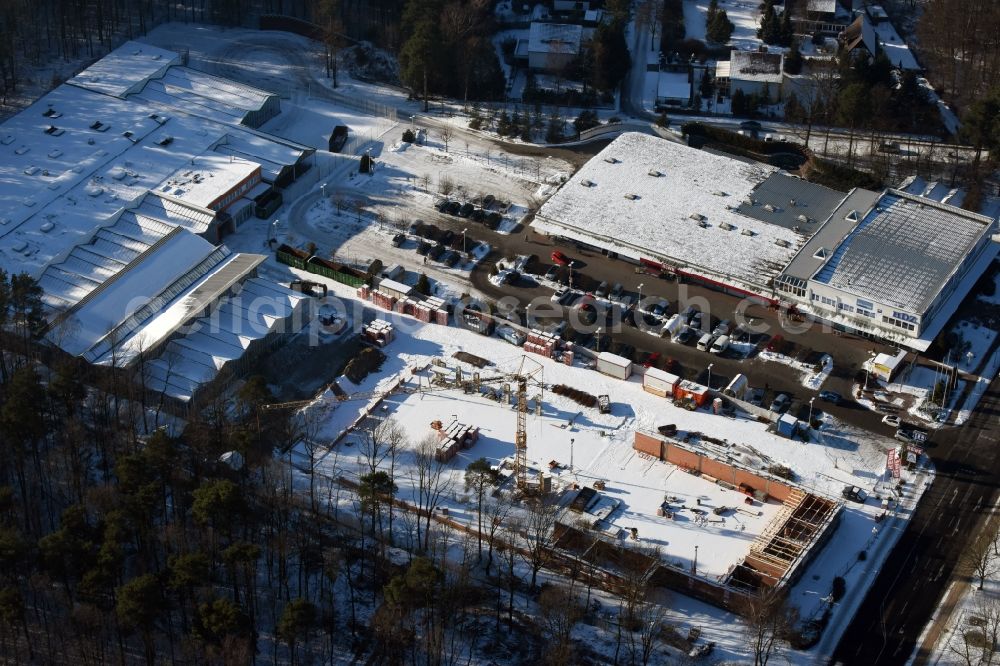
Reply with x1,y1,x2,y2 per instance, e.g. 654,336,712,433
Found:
769,393,791,413
675,326,694,345
610,282,624,300
440,229,455,245
391,233,406,247
408,220,424,234
680,305,698,324
551,250,572,266
435,199,451,212
650,299,668,318
818,390,842,404
713,319,733,337
842,485,868,503
416,240,431,255
595,281,610,298
459,203,474,217
544,265,560,281
427,243,445,260
895,428,928,444
443,251,461,267
740,120,762,131
710,335,730,354
882,414,901,428
696,333,715,352
445,201,461,215
551,287,569,303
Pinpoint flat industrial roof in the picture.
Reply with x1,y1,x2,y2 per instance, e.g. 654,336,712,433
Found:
737,173,848,232
533,133,811,288
812,190,996,313
780,187,881,284
157,154,259,209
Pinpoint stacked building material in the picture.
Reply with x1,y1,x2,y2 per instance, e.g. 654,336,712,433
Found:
431,418,480,462
524,329,558,358
362,319,394,347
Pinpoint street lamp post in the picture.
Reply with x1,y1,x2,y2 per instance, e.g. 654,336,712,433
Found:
808,397,815,427
570,438,575,472
637,282,644,308
706,363,714,390
462,227,468,254
321,183,327,199
595,327,603,352
271,219,279,243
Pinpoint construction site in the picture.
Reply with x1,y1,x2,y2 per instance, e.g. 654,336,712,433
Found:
310,354,841,615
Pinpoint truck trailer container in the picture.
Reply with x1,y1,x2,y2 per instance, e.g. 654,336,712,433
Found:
597,352,633,380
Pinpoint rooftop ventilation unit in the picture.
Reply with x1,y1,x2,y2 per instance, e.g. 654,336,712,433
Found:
845,210,859,222
42,108,62,119
797,214,810,223
763,204,779,213
813,247,829,259
90,121,110,132
44,125,64,136
689,213,706,222
1,135,13,145
775,239,791,248
741,228,755,236
789,199,797,206
712,190,728,197
580,179,595,187
719,222,736,231
156,136,174,146
603,157,619,164
698,220,710,228
624,193,639,200
648,169,663,177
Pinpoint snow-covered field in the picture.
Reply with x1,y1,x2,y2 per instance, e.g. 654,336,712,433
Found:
977,272,1000,306
950,320,998,373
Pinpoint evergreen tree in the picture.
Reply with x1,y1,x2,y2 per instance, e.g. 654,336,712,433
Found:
707,9,734,44
780,6,794,46
758,1,781,45
591,21,631,91
785,41,803,75
732,89,749,116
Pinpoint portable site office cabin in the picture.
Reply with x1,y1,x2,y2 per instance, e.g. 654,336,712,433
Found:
597,351,633,380
643,367,680,397
723,373,749,400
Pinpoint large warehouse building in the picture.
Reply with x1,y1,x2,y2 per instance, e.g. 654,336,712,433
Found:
0,41,318,411
777,189,998,350
534,132,999,350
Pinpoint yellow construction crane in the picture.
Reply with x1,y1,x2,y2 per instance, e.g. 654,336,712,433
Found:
260,356,544,488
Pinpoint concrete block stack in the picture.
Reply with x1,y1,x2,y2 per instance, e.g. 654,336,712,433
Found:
524,329,558,358
362,319,394,346
430,419,480,462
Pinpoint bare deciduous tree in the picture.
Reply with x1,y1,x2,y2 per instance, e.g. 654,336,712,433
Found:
412,435,454,551
742,587,795,666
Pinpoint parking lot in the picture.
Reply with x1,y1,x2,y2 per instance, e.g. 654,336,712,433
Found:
392,204,905,435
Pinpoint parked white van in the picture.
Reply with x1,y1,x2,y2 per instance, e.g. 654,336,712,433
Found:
697,333,715,351
710,335,730,354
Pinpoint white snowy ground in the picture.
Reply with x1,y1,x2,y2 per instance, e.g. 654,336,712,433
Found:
925,553,1000,665
246,251,927,663
950,320,999,374
684,0,765,51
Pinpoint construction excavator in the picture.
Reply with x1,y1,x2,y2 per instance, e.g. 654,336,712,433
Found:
260,355,545,488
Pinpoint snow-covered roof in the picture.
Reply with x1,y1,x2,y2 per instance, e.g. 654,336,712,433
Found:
68,41,179,98
874,21,920,71
155,154,259,209
729,50,783,84
53,228,219,356
528,23,583,55
656,71,691,101
90,252,267,366
132,66,277,126
534,133,806,288
812,190,996,313
140,277,308,401
806,0,837,13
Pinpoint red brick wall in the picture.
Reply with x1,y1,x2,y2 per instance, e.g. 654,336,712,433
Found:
633,432,663,459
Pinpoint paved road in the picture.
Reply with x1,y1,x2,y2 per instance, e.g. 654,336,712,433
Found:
831,376,1000,665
